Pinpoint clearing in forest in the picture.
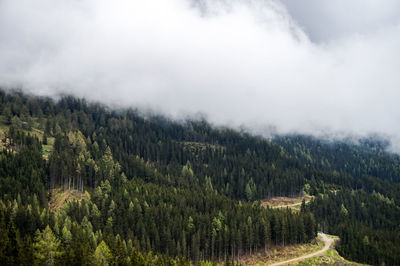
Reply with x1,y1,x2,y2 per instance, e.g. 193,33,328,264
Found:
261,195,313,211
239,235,324,265
48,188,88,212
240,233,367,265
256,196,367,265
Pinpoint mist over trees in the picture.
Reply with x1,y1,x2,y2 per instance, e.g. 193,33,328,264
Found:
0,90,399,265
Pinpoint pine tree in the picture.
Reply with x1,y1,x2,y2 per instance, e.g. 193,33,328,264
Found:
33,226,63,266
93,240,113,266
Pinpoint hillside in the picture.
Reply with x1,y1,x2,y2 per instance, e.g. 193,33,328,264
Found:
0,90,399,265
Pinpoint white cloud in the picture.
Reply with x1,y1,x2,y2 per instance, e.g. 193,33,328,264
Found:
1,0,400,148
282,0,400,42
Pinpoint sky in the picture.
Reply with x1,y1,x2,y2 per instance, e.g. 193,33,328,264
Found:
1,0,400,148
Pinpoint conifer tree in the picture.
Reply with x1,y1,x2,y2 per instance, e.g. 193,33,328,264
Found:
93,240,113,266
33,226,63,266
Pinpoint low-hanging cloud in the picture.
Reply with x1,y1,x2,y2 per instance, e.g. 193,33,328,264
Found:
282,0,400,42
1,0,400,148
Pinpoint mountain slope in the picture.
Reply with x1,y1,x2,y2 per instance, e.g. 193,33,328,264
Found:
0,89,399,265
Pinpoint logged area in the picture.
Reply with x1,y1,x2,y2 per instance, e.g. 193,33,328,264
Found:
240,233,324,265
270,233,332,266
261,195,313,211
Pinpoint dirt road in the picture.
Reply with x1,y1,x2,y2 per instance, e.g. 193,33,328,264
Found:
269,233,334,266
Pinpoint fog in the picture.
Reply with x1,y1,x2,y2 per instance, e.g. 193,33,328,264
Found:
1,0,400,148
282,0,400,42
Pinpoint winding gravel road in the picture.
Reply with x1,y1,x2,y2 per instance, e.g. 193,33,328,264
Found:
269,233,334,266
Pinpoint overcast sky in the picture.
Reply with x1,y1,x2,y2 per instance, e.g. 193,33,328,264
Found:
1,0,400,148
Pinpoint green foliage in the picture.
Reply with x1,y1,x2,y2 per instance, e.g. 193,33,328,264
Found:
309,190,400,265
93,240,113,266
0,90,399,265
62,225,72,245
33,226,63,266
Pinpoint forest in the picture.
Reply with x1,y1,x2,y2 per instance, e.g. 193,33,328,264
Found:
0,89,399,265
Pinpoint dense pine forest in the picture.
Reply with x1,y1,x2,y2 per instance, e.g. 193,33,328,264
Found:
0,89,400,265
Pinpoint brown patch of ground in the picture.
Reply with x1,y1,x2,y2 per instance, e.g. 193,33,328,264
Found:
238,236,323,265
295,234,368,266
261,195,313,211
48,188,87,212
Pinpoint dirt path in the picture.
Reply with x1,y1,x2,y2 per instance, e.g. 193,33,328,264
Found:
269,233,334,266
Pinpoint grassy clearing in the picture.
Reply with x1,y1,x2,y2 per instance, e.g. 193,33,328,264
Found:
48,187,88,212
0,116,10,151
261,195,314,211
29,126,44,139
0,116,8,134
240,237,323,265
42,136,55,160
295,240,368,266
24,125,55,159
0,115,55,158
241,234,367,265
